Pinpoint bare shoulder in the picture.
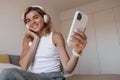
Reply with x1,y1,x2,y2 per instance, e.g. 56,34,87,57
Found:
52,31,65,46
53,31,63,38
53,31,64,41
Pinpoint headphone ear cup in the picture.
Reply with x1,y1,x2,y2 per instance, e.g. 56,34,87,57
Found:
44,15,49,23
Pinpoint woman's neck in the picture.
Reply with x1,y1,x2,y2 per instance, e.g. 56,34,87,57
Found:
37,29,45,37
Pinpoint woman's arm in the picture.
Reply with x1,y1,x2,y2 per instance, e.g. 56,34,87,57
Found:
19,30,40,71
53,31,87,74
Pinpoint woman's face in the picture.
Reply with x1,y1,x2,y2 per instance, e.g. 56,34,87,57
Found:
25,10,44,33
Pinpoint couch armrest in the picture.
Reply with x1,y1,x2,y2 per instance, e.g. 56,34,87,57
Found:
9,55,20,66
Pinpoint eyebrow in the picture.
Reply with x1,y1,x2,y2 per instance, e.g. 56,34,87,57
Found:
25,14,40,23
26,13,40,19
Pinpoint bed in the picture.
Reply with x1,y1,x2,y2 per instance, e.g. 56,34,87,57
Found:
0,54,120,80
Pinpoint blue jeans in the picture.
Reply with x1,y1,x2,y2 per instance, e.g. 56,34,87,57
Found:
0,68,65,80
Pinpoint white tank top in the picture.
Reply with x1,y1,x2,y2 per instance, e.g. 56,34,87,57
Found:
30,32,60,73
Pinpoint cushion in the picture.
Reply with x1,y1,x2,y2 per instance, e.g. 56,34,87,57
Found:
0,54,10,63
9,55,20,66
0,63,21,73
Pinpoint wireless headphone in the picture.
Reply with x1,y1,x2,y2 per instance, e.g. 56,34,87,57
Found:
31,5,49,23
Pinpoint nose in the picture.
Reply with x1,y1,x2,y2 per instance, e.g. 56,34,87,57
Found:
28,19,36,28
30,19,36,24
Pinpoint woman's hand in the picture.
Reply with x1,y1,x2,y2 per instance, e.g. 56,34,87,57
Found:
69,29,87,54
26,30,39,40
19,30,40,70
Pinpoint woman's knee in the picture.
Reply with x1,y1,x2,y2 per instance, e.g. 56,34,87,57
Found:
0,69,12,79
0,68,18,78
0,68,21,80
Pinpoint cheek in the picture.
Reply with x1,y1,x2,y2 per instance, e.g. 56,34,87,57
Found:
39,17,44,24
38,19,44,27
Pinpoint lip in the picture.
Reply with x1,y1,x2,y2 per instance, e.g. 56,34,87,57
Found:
32,25,38,29
31,24,38,29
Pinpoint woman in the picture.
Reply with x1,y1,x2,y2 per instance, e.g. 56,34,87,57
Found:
0,5,87,80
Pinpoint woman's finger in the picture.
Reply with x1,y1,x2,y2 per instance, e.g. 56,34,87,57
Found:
74,29,87,40
71,32,87,45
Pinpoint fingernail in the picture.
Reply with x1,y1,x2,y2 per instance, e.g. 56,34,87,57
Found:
71,33,74,36
70,37,73,40
67,43,70,46
74,29,77,32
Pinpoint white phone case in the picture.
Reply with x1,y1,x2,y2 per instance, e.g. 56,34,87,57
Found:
67,11,88,44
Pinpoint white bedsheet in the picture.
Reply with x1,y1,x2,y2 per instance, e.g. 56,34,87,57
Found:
0,63,21,73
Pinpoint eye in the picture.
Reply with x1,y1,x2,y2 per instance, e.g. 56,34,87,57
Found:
25,19,30,24
33,15,39,19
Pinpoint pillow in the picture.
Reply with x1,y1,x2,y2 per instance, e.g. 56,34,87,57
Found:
0,54,10,63
0,63,21,73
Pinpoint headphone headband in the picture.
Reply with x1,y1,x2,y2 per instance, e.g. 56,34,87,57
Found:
31,5,45,12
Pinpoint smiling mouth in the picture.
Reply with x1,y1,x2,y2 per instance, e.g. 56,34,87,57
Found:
32,25,38,29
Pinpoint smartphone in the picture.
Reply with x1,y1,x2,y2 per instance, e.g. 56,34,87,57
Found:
67,11,88,44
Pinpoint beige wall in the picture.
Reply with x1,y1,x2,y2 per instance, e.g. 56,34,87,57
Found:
0,0,60,55
60,0,120,74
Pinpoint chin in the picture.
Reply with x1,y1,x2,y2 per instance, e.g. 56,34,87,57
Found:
30,28,40,32
33,30,39,33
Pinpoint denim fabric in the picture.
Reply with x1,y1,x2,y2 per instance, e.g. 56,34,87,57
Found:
0,68,65,80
